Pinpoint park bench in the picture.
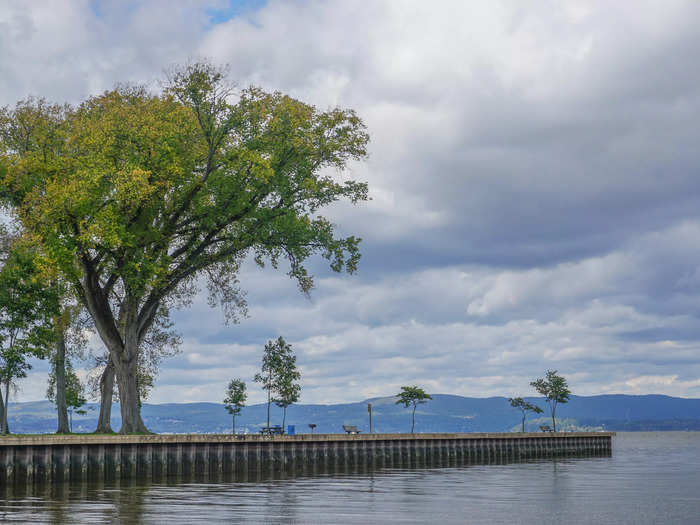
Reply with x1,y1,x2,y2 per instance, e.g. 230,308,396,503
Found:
260,425,284,436
539,425,554,432
343,425,361,434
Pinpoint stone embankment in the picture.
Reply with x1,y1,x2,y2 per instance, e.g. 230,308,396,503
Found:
0,432,614,484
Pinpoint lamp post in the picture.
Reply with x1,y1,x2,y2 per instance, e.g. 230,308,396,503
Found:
368,403,372,433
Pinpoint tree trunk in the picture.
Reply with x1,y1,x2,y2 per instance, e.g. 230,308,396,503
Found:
79,275,153,435
0,385,4,435
114,351,150,434
266,388,271,429
95,358,115,433
2,380,10,434
552,411,556,432
282,406,287,430
232,414,235,434
54,334,70,434
521,414,526,432
411,404,416,433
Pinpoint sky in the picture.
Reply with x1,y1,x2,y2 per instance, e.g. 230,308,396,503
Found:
2,0,700,404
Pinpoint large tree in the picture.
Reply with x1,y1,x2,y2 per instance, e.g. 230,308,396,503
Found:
0,63,369,433
530,370,571,432
88,309,181,433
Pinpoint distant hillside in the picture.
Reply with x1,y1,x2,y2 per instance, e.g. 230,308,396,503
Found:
5,394,700,434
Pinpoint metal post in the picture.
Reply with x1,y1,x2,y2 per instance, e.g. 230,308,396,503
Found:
368,403,372,433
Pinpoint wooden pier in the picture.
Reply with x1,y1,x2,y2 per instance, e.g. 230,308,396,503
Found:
0,432,614,484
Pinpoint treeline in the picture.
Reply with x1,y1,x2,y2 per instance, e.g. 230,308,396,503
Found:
587,419,700,431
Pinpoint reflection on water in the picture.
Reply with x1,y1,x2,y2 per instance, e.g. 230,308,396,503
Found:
0,432,698,524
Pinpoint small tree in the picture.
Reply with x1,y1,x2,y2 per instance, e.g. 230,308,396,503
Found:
254,337,287,430
0,351,31,434
395,386,432,433
48,361,86,433
50,302,89,434
0,241,60,434
274,364,301,430
254,336,300,430
223,379,247,434
530,370,571,432
66,367,87,433
509,397,543,432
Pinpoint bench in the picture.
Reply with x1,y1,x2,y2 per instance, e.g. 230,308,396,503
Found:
539,425,554,432
343,425,361,434
260,425,284,436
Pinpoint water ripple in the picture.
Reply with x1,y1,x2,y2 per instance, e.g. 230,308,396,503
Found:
1,432,699,524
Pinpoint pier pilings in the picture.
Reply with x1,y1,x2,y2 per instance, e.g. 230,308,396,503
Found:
0,432,613,484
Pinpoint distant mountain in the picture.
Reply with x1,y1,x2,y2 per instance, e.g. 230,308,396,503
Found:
5,394,700,434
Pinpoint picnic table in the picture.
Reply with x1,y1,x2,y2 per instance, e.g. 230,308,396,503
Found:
260,425,284,435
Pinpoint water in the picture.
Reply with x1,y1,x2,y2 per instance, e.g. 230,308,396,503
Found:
0,432,698,524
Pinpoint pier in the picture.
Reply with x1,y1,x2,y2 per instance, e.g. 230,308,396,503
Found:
0,432,613,484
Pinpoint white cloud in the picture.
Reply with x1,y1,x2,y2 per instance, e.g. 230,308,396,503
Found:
5,0,700,404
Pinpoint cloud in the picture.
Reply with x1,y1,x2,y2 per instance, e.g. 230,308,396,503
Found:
4,0,700,404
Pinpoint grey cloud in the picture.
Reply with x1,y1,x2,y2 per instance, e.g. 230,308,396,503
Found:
201,0,700,267
6,1,700,404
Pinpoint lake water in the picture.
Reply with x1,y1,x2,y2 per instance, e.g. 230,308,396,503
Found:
0,432,698,524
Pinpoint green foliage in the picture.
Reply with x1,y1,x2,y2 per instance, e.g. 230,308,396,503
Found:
395,385,432,408
396,385,432,433
1,64,369,305
509,396,543,415
223,379,247,416
254,336,301,428
509,396,543,432
0,244,59,377
0,63,368,433
530,370,571,432
254,336,300,395
0,243,59,364
223,378,247,434
0,240,60,433
273,360,301,411
254,337,291,392
47,361,86,411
